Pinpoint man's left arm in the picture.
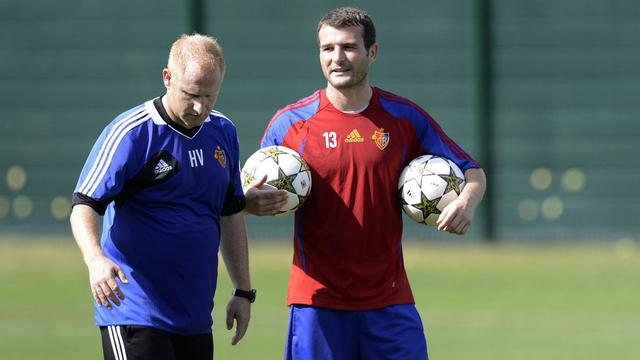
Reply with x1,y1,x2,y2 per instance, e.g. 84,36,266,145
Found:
437,167,487,235
219,212,252,345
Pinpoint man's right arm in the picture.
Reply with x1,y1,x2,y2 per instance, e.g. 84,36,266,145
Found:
69,204,128,309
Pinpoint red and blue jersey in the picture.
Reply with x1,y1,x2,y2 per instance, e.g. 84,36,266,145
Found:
262,87,480,310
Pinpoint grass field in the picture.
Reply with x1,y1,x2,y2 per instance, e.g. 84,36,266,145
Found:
0,237,638,359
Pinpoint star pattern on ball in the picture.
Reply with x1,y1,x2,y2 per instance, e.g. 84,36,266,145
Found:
440,167,464,195
414,192,441,219
242,168,256,188
267,167,297,193
299,160,309,172
263,147,289,161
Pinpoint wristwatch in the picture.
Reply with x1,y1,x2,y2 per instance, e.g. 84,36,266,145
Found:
232,288,257,303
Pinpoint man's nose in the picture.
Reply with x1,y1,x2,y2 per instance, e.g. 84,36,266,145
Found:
193,99,205,114
332,48,346,63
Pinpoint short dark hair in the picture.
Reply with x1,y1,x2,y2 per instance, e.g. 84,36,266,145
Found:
317,7,376,51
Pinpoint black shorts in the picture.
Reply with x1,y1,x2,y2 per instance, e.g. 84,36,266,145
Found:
99,325,213,360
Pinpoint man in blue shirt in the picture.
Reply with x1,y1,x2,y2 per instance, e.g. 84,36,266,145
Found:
70,33,286,360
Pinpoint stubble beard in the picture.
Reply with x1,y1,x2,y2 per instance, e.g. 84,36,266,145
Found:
327,68,368,90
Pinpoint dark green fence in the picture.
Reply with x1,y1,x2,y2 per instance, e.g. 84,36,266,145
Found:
1,0,638,242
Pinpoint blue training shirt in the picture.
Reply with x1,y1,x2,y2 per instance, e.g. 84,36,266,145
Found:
73,97,245,335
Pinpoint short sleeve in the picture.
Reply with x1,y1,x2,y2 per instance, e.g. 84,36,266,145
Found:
221,126,246,216
408,108,480,172
378,92,480,172
260,115,287,148
73,116,144,214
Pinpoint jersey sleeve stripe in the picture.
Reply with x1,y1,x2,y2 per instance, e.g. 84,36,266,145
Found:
211,110,233,124
266,90,319,127
78,110,149,196
84,116,150,197
261,90,320,144
78,110,147,195
78,108,147,194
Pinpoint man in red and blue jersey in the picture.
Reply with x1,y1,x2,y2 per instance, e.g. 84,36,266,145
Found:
261,7,487,359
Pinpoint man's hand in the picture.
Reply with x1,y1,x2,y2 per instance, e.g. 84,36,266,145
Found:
226,296,251,345
87,255,128,309
244,175,288,216
436,167,486,235
436,197,475,235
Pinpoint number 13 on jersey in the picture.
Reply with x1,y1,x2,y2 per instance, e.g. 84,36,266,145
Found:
323,131,337,149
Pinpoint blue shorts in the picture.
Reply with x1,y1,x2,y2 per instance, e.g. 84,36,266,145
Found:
285,304,428,360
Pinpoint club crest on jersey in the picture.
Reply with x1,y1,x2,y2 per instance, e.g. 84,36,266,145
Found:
345,129,364,143
371,128,389,150
214,146,226,168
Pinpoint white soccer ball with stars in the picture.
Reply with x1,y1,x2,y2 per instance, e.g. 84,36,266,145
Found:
398,154,466,226
241,146,312,215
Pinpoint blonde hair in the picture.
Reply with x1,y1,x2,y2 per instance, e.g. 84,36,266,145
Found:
167,33,225,75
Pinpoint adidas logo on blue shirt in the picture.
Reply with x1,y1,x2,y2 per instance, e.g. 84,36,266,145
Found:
154,159,173,174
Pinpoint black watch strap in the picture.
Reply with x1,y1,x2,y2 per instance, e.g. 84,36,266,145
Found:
232,288,257,303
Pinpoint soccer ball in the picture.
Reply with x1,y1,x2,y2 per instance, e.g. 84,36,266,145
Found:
240,146,312,215
398,155,466,226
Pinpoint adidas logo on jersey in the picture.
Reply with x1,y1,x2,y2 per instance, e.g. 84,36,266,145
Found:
154,159,173,174
345,129,364,143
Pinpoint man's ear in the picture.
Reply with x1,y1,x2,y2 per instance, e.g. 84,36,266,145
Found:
367,43,378,63
162,68,171,88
